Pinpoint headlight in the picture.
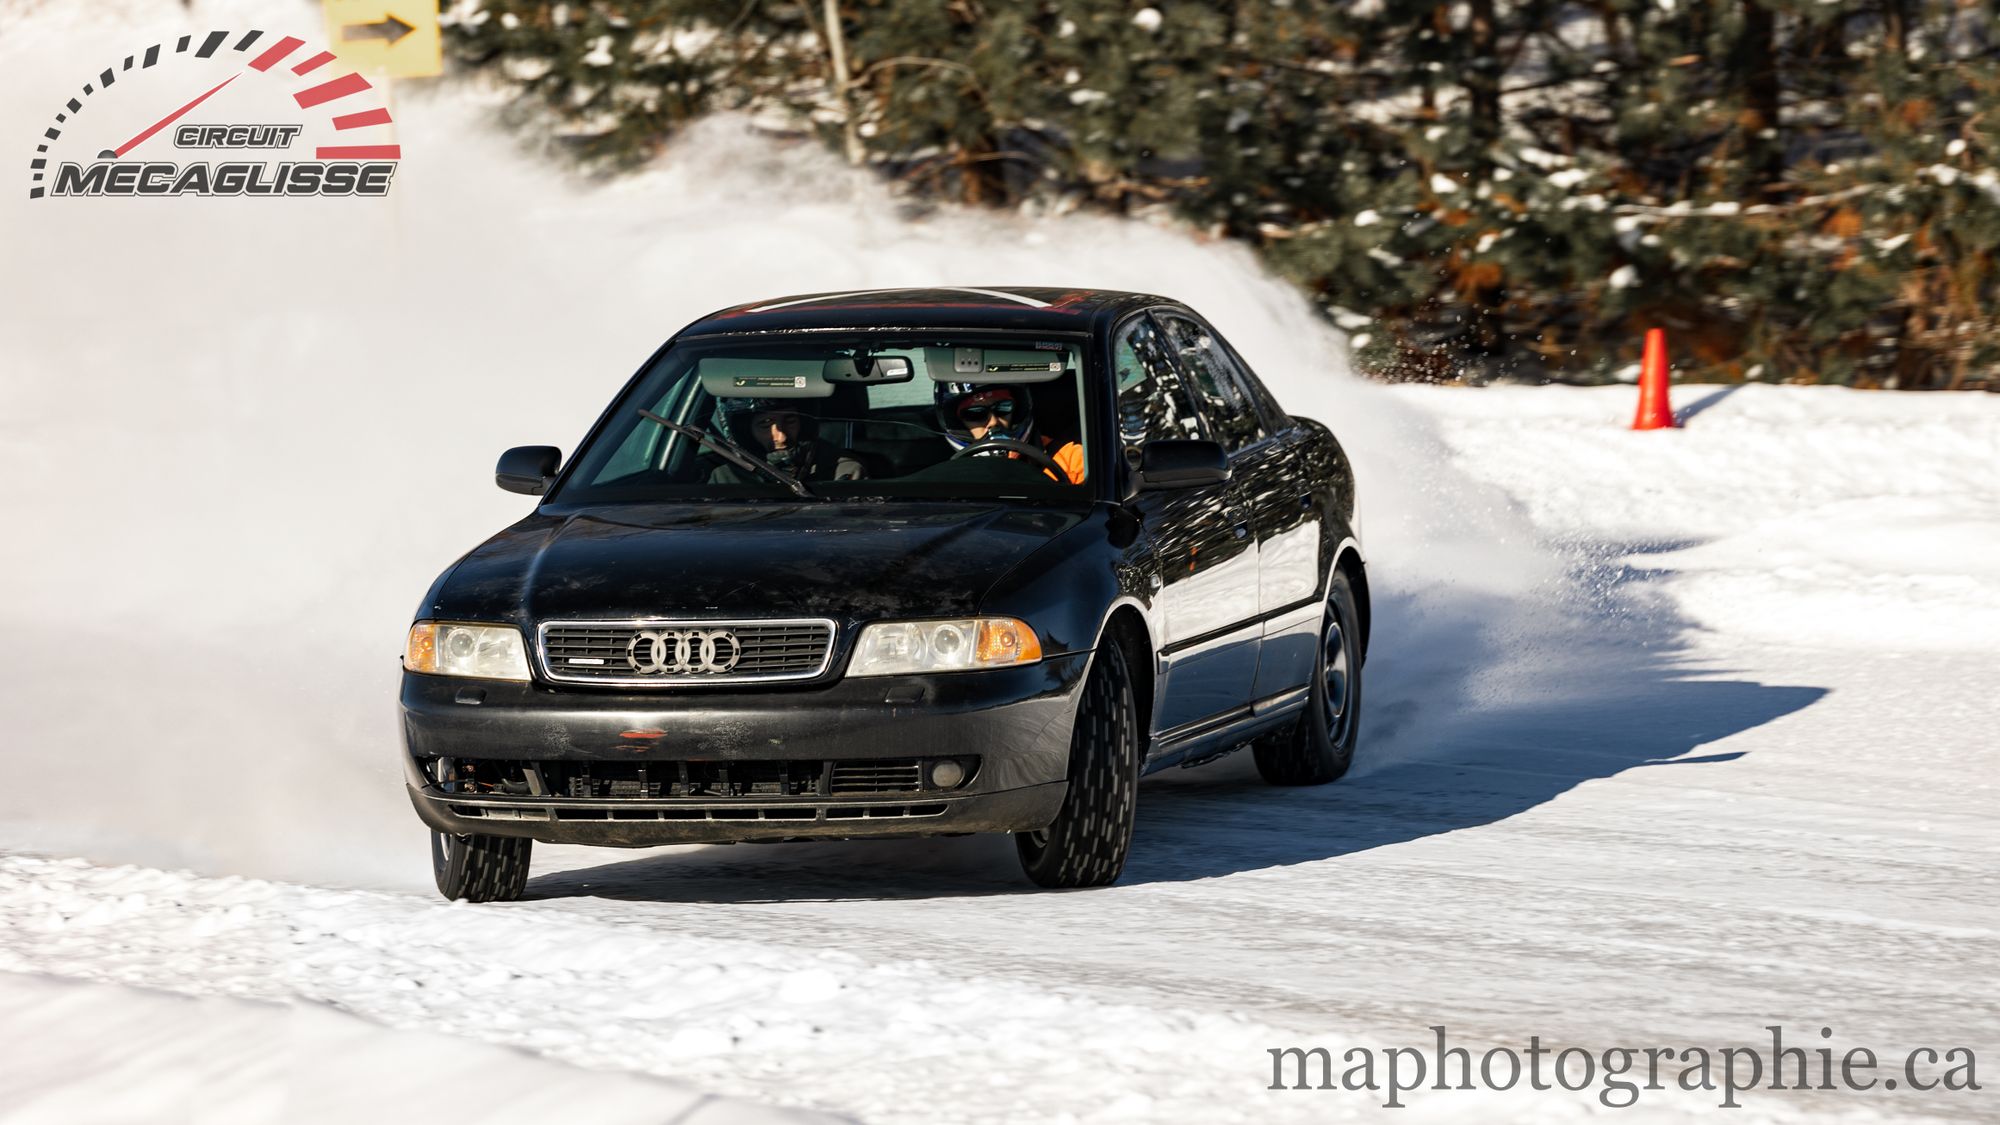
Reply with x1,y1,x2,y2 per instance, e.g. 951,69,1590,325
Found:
404,621,531,681
848,617,1043,677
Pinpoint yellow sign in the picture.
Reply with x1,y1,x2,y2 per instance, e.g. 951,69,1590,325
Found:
322,0,442,79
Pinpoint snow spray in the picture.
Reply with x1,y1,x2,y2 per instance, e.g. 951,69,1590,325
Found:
0,0,1561,887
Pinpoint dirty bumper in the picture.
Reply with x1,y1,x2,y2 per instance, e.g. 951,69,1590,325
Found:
401,653,1089,846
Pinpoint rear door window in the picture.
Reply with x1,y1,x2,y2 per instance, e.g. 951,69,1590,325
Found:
1207,334,1289,433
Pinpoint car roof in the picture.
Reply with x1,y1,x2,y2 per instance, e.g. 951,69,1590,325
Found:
679,287,1180,338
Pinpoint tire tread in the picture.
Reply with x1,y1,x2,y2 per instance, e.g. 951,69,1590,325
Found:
435,832,532,902
1017,643,1140,888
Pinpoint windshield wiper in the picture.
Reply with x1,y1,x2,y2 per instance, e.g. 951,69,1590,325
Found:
637,409,812,499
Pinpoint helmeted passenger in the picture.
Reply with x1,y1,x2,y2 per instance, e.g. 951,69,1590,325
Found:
707,397,864,483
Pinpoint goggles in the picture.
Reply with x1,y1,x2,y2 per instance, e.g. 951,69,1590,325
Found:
956,395,1017,426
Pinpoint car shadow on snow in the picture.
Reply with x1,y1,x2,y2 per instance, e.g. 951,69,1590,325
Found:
525,541,1828,901
1119,675,1825,887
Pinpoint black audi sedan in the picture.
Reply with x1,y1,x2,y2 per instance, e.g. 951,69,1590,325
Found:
402,288,1368,900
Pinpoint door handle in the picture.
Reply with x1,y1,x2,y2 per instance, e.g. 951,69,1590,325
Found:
1232,524,1250,540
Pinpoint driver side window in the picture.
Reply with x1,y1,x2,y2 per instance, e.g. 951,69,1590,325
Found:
1114,315,1205,467
1157,313,1266,452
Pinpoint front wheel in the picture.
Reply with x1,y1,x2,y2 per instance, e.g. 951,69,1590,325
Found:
1016,642,1141,888
431,830,532,902
1253,568,1362,786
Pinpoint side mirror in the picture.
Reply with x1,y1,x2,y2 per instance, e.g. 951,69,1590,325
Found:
1136,439,1229,491
496,445,561,496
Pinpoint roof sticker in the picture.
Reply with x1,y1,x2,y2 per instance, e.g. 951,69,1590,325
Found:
744,286,1054,313
940,287,1051,308
745,289,884,313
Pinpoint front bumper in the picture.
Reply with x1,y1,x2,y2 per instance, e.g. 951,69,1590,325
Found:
400,652,1090,846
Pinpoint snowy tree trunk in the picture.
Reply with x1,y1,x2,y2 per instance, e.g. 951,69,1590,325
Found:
823,0,864,166
1741,0,1783,198
1881,0,1911,58
1466,0,1501,169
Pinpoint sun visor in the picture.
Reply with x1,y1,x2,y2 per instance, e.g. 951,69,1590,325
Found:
696,358,835,398
922,347,1070,384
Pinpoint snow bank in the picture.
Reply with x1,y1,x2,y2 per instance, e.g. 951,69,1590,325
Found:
0,969,847,1124
0,0,1549,884
1401,384,2000,654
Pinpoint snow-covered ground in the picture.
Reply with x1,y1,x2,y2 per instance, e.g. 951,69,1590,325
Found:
3,385,1994,1123
0,970,843,1125
3,2,1997,1121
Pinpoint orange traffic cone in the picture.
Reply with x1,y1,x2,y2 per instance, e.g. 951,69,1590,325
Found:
1631,328,1675,430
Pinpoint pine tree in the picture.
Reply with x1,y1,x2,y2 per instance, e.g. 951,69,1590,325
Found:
437,0,2000,388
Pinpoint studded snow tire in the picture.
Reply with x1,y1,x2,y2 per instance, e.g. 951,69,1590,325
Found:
431,830,532,903
1016,642,1141,889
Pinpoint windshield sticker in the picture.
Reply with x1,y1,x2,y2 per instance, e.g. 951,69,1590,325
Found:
986,361,1065,373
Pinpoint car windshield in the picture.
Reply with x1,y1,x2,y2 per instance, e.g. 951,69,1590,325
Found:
554,334,1094,503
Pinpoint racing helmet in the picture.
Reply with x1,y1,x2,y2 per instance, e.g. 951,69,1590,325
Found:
936,383,1035,451
716,397,814,467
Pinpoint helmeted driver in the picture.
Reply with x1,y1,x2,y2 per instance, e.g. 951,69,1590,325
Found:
936,383,1085,485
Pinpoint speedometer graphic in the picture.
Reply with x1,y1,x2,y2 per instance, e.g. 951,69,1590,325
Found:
28,29,401,199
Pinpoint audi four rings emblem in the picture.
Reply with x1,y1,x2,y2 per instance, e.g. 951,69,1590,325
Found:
627,628,743,675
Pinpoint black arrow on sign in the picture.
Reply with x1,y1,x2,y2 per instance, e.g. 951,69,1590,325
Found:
342,14,416,45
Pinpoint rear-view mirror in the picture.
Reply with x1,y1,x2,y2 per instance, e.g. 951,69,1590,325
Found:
496,445,562,496
823,355,914,383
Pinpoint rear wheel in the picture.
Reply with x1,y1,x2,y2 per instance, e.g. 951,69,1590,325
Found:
431,830,532,902
1253,568,1362,786
1016,642,1140,888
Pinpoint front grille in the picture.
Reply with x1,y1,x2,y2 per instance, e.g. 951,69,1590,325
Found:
563,760,822,799
828,759,923,794
449,802,948,824
538,618,836,685
434,761,956,828
823,804,948,820
439,757,974,800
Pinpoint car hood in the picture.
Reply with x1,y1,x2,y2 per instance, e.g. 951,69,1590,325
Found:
428,501,1086,625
